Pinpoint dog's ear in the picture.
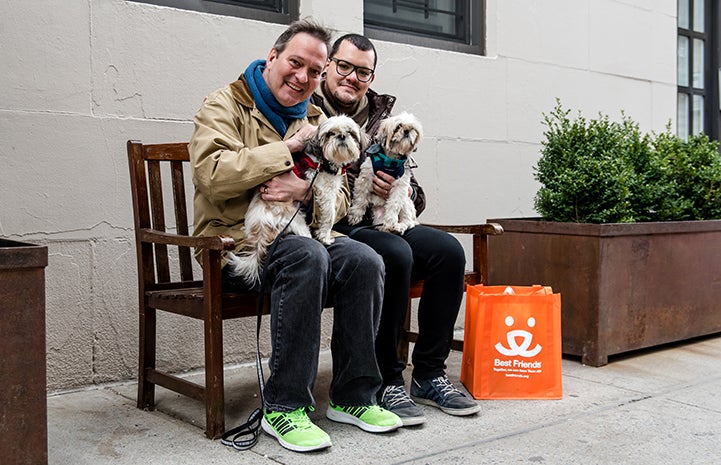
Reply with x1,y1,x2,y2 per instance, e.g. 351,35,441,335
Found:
375,121,389,148
304,128,323,157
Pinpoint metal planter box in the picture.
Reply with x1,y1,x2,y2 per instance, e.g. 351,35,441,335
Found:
0,239,48,465
487,218,721,366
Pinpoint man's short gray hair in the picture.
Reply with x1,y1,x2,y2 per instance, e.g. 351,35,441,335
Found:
273,19,332,57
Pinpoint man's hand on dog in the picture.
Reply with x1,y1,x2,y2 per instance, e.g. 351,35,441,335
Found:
285,124,318,153
260,172,311,206
373,171,412,200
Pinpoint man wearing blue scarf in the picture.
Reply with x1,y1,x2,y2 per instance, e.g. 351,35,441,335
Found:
312,34,481,427
189,20,400,453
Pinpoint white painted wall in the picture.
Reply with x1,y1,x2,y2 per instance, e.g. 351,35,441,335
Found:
0,0,676,390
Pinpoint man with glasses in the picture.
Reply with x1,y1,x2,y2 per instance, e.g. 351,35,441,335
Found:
312,34,481,427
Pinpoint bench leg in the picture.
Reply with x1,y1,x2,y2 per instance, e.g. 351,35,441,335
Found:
398,302,413,364
137,306,156,410
203,309,225,439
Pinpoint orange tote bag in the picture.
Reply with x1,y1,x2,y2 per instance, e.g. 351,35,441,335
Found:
461,285,562,400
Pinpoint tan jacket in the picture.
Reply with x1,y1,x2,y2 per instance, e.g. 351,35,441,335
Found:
189,75,348,262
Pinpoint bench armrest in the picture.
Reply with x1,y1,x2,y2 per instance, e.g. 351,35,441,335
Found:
139,228,236,251
421,223,504,236
421,222,504,286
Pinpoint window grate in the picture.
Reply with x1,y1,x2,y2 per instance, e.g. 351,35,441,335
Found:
209,0,286,14
129,0,297,23
364,0,483,54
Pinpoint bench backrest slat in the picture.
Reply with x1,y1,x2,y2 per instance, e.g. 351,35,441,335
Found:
128,140,196,286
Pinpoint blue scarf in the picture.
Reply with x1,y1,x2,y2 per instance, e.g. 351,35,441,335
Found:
244,59,309,136
367,143,406,179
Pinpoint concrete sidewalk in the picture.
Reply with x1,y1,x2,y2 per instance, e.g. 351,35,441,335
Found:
47,335,721,465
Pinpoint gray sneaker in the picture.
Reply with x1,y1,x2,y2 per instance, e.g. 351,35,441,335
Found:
411,375,481,416
378,385,426,426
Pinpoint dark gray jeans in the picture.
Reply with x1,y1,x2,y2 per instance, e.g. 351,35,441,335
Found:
223,235,385,412
333,223,466,386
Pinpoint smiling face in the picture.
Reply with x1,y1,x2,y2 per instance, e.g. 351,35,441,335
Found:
263,32,328,107
324,39,376,109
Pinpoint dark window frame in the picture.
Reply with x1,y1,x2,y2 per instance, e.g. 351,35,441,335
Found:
677,0,721,141
709,1,721,141
364,0,485,55
130,0,299,24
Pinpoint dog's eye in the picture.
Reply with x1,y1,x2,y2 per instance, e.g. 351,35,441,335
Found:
396,124,403,132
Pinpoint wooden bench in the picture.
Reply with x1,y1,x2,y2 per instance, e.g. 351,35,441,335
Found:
127,140,502,439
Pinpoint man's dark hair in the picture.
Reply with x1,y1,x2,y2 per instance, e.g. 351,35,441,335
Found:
330,33,378,68
273,19,332,56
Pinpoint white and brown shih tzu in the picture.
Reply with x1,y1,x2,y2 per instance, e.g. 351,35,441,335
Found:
226,115,364,286
347,112,423,234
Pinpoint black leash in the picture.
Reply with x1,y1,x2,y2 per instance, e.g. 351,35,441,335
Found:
220,170,319,451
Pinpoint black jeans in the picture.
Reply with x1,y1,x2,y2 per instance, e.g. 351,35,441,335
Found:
334,223,465,387
223,235,385,411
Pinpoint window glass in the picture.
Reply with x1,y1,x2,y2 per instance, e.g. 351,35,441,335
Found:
678,36,689,87
693,94,705,133
677,93,689,139
693,38,705,89
693,0,705,32
678,0,689,29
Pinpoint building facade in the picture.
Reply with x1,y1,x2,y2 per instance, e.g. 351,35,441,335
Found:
1,0,681,390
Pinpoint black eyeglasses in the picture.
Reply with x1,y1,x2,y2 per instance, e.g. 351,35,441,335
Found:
330,58,374,82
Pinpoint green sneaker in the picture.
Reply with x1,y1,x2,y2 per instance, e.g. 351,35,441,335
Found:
261,407,332,452
325,402,402,433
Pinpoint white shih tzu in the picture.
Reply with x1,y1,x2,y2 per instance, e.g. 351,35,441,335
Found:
226,115,364,286
347,112,423,234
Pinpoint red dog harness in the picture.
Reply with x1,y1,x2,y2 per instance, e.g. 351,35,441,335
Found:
292,153,347,178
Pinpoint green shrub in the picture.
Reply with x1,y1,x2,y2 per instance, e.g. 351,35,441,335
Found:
534,100,721,223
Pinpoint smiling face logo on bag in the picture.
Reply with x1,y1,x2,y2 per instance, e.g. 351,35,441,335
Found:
495,315,542,357
460,285,563,400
